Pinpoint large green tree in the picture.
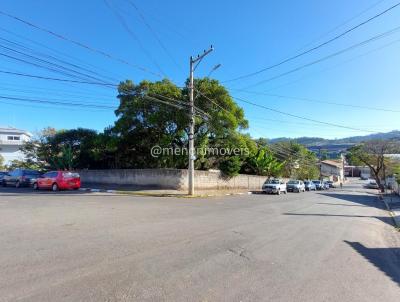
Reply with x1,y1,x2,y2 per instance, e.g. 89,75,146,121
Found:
111,78,250,169
347,140,400,190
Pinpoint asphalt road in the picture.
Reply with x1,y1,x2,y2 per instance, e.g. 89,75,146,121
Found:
0,180,399,301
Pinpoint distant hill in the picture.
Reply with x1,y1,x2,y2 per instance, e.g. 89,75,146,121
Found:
269,130,400,147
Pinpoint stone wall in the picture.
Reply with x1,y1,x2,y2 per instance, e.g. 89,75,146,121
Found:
79,169,267,191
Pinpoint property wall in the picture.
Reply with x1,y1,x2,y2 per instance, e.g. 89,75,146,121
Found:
0,145,24,165
78,169,185,189
79,169,267,191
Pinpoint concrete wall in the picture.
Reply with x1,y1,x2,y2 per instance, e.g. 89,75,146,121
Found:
79,169,267,191
79,169,185,189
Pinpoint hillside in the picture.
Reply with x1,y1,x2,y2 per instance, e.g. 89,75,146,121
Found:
268,130,400,147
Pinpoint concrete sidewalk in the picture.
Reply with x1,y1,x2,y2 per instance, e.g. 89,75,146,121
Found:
382,193,400,228
80,183,253,197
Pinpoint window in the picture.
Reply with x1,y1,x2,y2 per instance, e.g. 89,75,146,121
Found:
7,136,21,141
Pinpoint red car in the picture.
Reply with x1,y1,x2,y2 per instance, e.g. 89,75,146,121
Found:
33,171,81,191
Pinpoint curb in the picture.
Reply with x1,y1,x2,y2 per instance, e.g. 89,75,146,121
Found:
382,196,400,229
79,187,254,198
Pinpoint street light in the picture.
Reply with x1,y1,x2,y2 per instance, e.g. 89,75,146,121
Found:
207,63,221,77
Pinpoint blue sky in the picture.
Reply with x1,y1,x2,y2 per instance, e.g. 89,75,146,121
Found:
0,0,399,139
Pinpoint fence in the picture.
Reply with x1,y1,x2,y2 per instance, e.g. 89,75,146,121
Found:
78,169,268,191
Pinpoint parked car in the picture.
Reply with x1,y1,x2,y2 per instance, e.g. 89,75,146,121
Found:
262,179,287,195
286,180,305,193
304,181,316,191
366,179,379,189
33,171,81,191
326,181,335,188
312,180,324,190
0,171,7,182
2,169,41,188
322,182,330,190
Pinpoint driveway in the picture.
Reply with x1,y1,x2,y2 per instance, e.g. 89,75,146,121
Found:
0,180,399,301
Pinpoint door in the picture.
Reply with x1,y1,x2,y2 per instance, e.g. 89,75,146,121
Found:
9,170,21,186
39,172,52,188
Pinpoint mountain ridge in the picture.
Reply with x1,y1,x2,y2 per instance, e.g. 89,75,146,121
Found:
268,130,400,146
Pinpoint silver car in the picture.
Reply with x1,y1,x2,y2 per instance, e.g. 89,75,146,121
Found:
287,180,306,193
262,179,287,195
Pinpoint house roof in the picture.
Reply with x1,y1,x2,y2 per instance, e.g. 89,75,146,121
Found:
0,127,32,137
321,160,343,169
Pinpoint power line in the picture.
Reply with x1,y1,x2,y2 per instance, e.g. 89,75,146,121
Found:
0,86,117,105
0,45,114,84
231,95,377,133
242,24,400,89
295,0,387,52
0,9,162,78
193,88,233,116
230,90,400,113
0,70,118,87
259,36,400,93
249,116,393,131
222,1,400,83
148,92,211,118
125,0,182,71
0,26,122,82
0,95,117,109
0,36,116,84
103,0,166,77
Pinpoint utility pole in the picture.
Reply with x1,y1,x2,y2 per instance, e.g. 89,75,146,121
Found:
318,147,322,181
188,46,214,196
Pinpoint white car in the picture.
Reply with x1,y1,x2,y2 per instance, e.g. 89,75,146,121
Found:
287,180,306,193
262,179,287,195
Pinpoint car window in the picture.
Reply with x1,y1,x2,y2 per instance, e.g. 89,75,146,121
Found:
62,172,80,178
288,180,299,184
10,170,20,177
23,171,40,177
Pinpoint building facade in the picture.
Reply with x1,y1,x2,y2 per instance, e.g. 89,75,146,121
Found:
0,128,32,166
320,160,344,183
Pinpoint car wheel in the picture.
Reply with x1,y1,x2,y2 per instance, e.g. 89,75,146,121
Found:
52,183,59,192
15,181,20,188
284,190,287,194
33,182,39,190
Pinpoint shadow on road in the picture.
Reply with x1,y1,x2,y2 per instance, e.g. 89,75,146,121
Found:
317,192,385,210
283,212,394,227
317,202,369,207
344,241,400,286
0,187,96,196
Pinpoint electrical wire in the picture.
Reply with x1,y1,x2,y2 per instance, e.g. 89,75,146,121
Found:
259,36,400,93
0,26,122,82
230,90,400,113
103,0,167,77
242,24,400,89
0,70,118,87
222,1,400,83
0,9,163,78
231,95,376,133
125,0,182,71
0,37,116,84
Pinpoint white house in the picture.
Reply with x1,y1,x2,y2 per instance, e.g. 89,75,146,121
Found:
321,159,344,183
0,127,32,166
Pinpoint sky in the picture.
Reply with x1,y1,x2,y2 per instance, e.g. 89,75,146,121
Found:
0,0,399,139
